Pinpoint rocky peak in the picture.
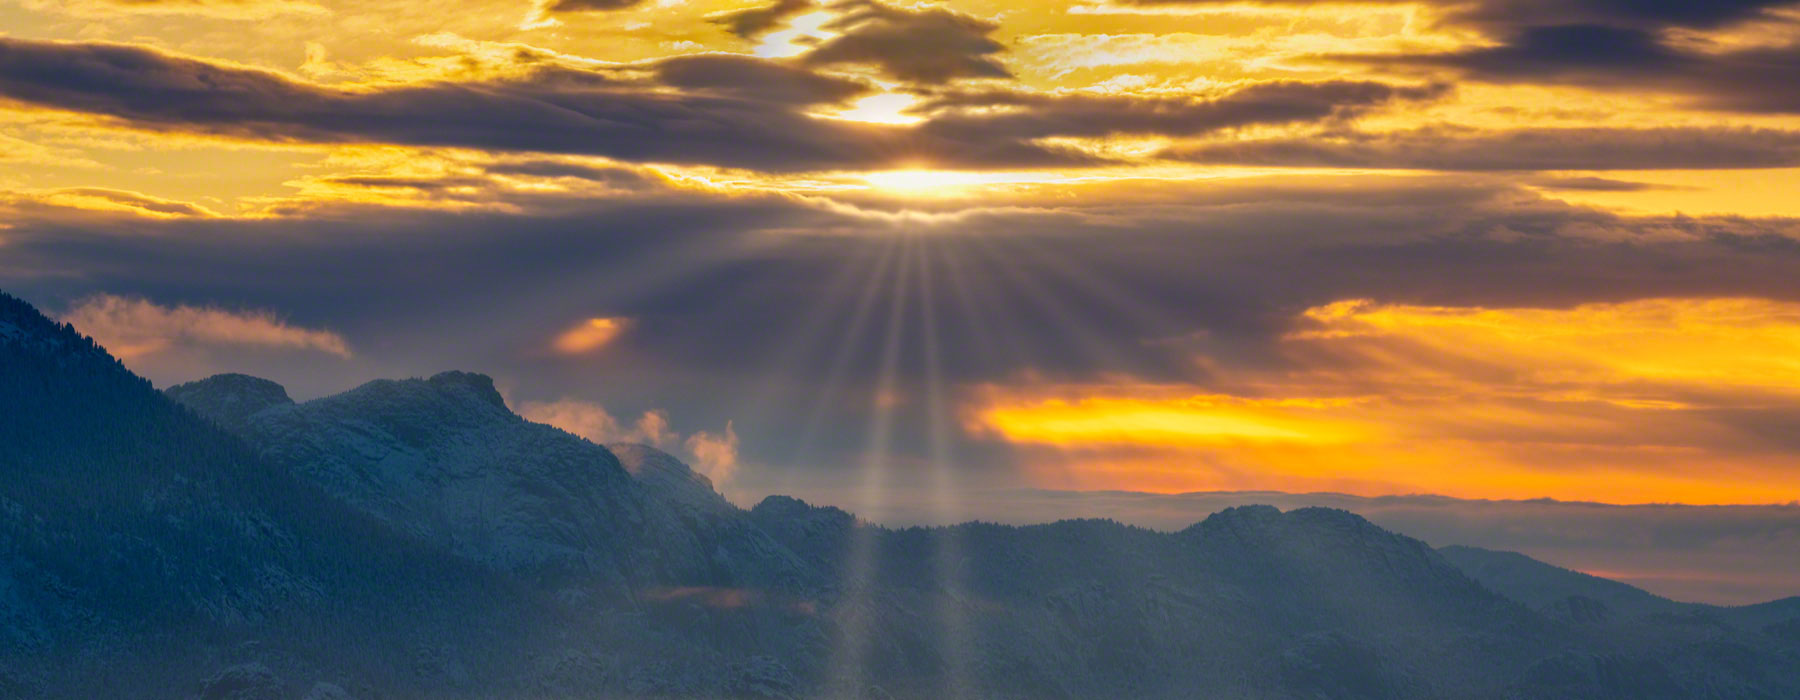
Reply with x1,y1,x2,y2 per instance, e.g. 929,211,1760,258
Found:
166,373,295,434
311,372,517,440
1184,504,1283,538
426,371,508,410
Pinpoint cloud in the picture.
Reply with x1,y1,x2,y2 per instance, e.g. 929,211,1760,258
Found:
550,316,630,355
0,38,975,173
516,398,674,447
1119,0,1800,113
0,37,1463,172
60,294,350,359
518,397,733,483
1322,11,1800,113
916,81,1449,143
685,420,740,484
538,0,646,11
716,0,814,38
1165,127,1800,171
1120,0,1799,32
0,134,99,168
650,54,869,106
802,0,1011,84
970,297,1800,504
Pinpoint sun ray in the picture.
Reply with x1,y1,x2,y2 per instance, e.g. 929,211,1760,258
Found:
774,235,906,499
823,233,918,695
917,235,975,697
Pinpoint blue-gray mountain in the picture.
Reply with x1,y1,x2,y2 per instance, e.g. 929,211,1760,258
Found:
4,290,1798,698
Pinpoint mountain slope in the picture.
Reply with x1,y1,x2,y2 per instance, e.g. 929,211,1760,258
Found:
0,292,551,697
1439,544,1684,620
168,372,817,595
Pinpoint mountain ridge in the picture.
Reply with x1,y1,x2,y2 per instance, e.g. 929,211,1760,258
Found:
4,289,1797,698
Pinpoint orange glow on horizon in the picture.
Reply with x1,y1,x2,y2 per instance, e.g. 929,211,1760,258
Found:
970,297,1800,505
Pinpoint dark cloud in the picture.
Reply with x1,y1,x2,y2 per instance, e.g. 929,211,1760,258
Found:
0,38,1073,171
481,160,653,183
1121,0,1800,112
716,0,814,38
1526,176,1675,191
918,81,1449,142
650,53,868,105
540,0,648,12
1362,26,1800,113
0,38,1454,171
1447,0,1797,31
1123,0,1799,32
803,0,1011,84
1438,23,1684,75
1166,126,1800,170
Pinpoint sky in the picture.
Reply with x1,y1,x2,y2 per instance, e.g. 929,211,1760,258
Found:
2,0,1799,599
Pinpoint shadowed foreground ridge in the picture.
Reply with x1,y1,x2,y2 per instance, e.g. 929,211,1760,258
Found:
4,290,1799,698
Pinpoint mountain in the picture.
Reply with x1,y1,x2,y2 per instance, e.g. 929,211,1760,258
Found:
1443,545,1800,641
832,489,1800,607
167,372,813,595
0,292,557,697
6,289,1800,698
1439,545,1684,620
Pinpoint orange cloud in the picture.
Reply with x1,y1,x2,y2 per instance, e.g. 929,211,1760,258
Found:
516,398,672,446
518,398,738,486
550,316,630,355
61,294,350,359
970,297,1800,504
685,420,740,485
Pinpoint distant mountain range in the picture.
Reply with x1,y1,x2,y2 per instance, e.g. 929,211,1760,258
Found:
3,289,1798,698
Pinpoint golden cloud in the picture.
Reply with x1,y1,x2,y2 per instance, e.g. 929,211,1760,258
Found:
516,397,673,447
550,316,631,355
970,297,1800,504
685,420,740,485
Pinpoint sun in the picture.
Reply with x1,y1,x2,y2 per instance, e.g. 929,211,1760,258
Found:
831,92,924,125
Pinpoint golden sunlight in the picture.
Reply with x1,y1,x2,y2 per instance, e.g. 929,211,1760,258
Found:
971,297,1800,504
830,92,924,125
753,9,838,59
551,316,631,355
